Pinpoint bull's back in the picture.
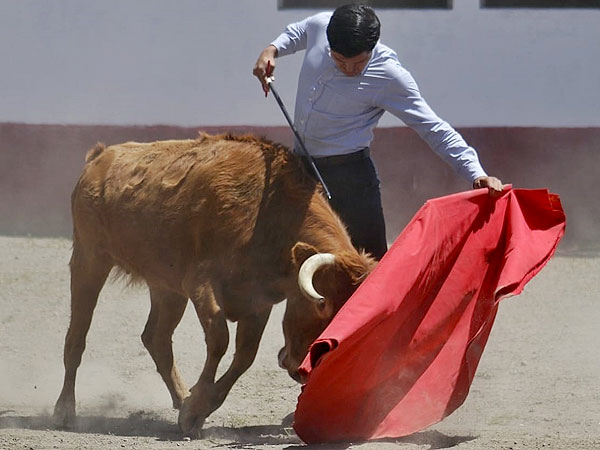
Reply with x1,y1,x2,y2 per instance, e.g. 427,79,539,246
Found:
71,136,296,274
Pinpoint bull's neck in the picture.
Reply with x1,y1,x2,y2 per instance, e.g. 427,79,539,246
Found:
300,194,356,256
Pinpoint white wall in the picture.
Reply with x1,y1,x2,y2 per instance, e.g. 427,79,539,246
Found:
1,0,598,127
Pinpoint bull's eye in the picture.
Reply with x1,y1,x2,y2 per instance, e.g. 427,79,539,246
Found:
314,297,334,319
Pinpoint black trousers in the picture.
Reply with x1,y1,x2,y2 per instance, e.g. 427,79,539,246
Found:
309,150,388,260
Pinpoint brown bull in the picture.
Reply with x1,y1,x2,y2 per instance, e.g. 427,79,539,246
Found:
53,133,376,437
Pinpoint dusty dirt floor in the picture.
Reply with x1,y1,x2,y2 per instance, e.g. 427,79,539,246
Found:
1,235,598,450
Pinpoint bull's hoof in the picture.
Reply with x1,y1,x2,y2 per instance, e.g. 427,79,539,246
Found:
177,398,207,439
53,401,76,429
178,417,206,440
182,426,204,440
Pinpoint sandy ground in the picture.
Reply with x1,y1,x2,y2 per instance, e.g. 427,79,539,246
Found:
0,236,598,450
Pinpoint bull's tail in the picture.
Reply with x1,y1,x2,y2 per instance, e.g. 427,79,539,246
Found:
85,143,105,163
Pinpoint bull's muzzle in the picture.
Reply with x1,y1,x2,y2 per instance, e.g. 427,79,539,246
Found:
278,347,303,383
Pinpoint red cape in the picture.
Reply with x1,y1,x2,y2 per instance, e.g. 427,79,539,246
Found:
293,188,566,443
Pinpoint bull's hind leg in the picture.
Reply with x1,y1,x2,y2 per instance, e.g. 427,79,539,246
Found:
142,286,189,409
54,244,112,428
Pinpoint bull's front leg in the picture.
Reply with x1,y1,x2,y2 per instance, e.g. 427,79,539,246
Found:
178,307,271,438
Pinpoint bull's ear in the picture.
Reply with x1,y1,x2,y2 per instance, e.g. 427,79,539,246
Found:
291,242,319,268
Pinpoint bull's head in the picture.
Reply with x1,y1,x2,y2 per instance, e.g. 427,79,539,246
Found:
279,242,375,382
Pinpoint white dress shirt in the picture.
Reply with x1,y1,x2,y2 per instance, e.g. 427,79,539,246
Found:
271,12,487,183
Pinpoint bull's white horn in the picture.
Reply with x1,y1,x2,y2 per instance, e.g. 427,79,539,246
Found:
298,253,336,303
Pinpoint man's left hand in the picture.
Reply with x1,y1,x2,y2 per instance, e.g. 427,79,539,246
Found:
473,176,504,197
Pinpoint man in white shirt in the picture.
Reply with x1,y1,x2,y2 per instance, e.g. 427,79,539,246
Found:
253,3,502,259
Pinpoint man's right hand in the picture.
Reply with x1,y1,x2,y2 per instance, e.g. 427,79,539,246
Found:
253,45,278,96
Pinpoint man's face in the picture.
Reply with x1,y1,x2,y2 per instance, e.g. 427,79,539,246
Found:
330,50,371,77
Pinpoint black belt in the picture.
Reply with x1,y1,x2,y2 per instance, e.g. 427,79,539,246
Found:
311,148,371,167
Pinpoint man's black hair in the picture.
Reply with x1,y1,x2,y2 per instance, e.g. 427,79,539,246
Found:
326,4,380,58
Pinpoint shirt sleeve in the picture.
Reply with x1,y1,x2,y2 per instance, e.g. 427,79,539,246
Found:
270,16,311,57
375,68,487,183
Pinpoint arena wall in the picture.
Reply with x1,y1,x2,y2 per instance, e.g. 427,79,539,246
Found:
1,123,596,254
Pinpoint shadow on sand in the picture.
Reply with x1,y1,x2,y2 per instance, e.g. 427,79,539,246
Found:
276,430,475,450
0,410,179,440
0,411,475,449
